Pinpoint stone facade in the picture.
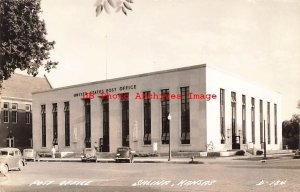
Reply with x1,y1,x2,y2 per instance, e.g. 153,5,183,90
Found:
32,65,282,153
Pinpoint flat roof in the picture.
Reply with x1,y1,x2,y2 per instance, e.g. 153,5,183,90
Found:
33,64,206,94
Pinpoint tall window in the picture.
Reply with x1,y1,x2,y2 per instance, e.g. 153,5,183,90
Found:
259,100,263,143
181,87,190,144
251,98,255,143
102,97,110,151
84,99,91,148
161,89,170,144
6,139,14,148
3,102,9,123
242,95,246,144
64,102,70,147
274,104,277,144
41,105,46,147
52,103,58,145
267,102,270,144
143,91,151,145
231,92,237,146
6,131,14,147
11,103,18,123
121,93,129,147
220,89,225,144
25,104,31,124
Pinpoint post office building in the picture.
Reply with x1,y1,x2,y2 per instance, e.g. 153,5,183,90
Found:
32,64,282,153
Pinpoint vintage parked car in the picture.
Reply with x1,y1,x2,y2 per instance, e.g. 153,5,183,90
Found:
115,147,135,163
37,149,52,158
0,148,25,175
23,149,37,162
294,149,300,159
81,148,97,162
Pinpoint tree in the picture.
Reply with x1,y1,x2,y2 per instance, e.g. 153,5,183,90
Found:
0,0,57,86
95,0,134,16
282,114,300,149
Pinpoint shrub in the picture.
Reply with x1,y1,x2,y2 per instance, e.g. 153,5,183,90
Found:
150,153,159,157
207,152,220,157
134,153,159,157
236,150,245,156
256,150,263,155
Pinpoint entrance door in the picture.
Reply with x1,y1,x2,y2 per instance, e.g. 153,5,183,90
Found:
232,135,240,149
6,137,14,147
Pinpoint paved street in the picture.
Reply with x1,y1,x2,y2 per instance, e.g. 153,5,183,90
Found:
0,158,299,192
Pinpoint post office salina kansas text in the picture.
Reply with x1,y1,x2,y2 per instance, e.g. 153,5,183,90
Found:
32,64,282,155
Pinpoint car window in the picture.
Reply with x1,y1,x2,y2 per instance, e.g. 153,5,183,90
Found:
118,148,128,152
0,151,8,156
9,151,14,156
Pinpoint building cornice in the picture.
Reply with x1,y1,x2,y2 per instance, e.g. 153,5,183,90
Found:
1,96,32,102
33,64,207,94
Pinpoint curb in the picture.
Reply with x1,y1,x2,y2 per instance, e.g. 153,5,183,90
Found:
35,158,205,164
37,158,114,163
34,154,294,164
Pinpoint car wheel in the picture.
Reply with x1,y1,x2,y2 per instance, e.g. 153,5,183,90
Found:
0,164,9,176
18,160,23,171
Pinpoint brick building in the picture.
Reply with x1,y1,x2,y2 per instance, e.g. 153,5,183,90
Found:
0,74,51,149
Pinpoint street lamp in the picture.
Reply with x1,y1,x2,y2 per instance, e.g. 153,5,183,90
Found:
297,100,300,149
167,113,172,161
263,120,267,160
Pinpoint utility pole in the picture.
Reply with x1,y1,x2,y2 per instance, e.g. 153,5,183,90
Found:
263,120,267,160
105,35,108,80
297,100,300,149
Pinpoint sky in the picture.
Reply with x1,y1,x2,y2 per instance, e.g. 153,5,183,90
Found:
19,0,300,120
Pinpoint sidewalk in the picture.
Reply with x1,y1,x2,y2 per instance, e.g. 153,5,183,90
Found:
36,152,294,164
36,157,203,164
